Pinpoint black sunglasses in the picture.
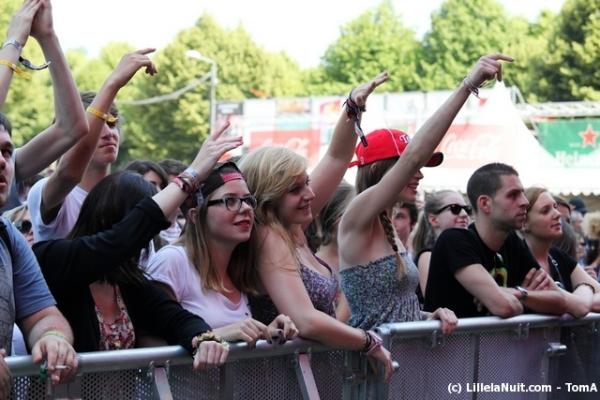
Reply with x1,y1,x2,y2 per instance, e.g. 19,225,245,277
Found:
435,204,472,216
15,220,32,235
206,195,257,212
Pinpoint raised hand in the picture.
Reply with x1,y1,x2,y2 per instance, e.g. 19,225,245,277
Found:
106,48,157,89
6,0,43,46
30,0,54,41
350,72,389,108
466,53,514,88
190,121,243,180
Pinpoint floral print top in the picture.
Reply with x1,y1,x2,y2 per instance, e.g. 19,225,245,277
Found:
95,285,136,350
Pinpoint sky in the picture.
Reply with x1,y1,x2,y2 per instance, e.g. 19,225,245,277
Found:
52,0,565,68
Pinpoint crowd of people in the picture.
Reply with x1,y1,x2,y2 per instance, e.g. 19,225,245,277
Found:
1,0,599,393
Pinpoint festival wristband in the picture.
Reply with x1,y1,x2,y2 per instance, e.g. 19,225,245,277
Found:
86,106,118,124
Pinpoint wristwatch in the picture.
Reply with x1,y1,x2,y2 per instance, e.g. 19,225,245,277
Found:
515,286,529,302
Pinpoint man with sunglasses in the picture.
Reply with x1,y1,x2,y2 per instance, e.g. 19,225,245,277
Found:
424,163,567,318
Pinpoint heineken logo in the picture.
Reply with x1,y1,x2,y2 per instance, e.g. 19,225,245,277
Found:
580,124,598,148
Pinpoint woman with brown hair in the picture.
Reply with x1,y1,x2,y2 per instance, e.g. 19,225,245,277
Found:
337,54,513,332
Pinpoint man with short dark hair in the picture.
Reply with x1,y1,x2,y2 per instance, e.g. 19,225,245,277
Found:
425,163,567,318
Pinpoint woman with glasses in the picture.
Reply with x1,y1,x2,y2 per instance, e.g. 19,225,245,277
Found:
147,162,298,346
32,126,239,367
337,54,512,334
412,190,471,298
522,187,600,317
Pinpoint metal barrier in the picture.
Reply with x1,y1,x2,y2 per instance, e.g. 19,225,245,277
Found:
7,314,600,399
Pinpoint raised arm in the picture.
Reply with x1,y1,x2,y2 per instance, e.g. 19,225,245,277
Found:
308,73,388,218
14,0,88,180
0,0,42,107
36,123,242,290
40,48,156,222
343,54,513,234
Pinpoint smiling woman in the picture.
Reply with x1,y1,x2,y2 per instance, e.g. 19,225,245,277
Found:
522,187,600,317
146,161,299,347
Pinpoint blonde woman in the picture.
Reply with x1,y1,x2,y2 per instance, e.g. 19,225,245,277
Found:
338,54,513,333
523,188,600,317
240,73,394,381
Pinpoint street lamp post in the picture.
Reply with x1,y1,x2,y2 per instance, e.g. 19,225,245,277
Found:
185,50,218,133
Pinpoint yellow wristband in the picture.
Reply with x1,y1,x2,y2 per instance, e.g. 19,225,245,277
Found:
41,330,67,341
86,106,118,124
0,59,31,79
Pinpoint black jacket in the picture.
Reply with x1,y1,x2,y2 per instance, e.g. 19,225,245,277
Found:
33,197,211,353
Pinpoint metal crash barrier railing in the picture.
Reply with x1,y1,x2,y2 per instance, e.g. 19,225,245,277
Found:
7,313,600,399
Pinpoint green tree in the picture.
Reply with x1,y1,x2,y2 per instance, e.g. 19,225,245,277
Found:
418,0,515,90
539,0,600,100
504,11,559,102
121,14,304,163
316,2,419,93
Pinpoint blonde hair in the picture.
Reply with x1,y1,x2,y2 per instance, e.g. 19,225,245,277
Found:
4,204,28,224
583,211,600,240
239,147,308,266
355,157,407,277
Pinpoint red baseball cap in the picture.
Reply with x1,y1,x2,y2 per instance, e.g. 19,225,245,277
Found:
348,129,443,168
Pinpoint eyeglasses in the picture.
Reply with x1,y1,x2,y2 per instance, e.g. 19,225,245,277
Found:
435,204,472,216
15,220,32,235
206,195,257,212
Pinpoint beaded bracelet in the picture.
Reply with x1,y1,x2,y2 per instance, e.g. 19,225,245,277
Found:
361,330,383,355
191,332,229,357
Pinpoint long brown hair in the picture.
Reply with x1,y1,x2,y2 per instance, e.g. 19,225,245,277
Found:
177,164,259,295
355,157,406,277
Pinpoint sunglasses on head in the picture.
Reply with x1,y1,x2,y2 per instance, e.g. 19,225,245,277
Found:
435,204,472,216
15,220,32,235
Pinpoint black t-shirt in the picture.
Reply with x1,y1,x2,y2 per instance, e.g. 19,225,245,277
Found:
424,224,539,318
548,247,577,292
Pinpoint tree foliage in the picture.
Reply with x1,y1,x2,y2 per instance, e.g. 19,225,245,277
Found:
120,14,304,163
317,2,420,93
1,0,598,162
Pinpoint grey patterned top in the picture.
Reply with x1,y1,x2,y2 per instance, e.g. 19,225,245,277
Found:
340,253,424,330
250,259,338,324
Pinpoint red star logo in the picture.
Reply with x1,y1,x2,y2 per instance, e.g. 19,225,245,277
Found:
580,124,598,148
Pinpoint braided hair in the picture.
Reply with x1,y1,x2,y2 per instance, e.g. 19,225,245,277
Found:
356,157,407,277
